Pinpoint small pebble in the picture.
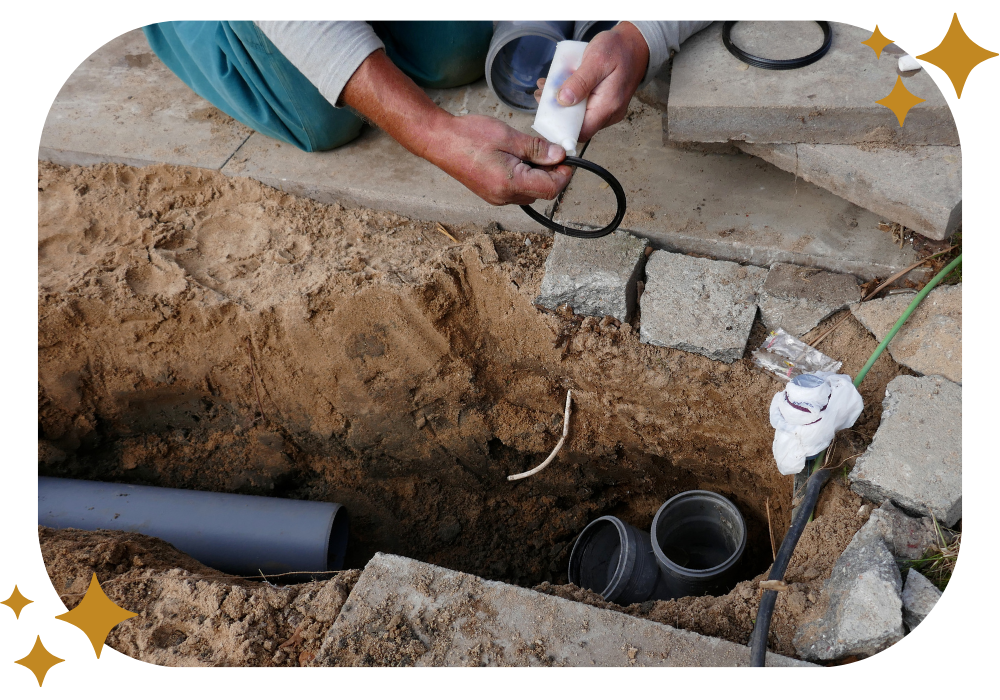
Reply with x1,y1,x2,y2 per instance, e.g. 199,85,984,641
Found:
898,54,921,72
524,237,532,246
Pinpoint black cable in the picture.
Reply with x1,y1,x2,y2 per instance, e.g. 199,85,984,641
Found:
722,21,832,71
749,465,832,666
520,156,626,238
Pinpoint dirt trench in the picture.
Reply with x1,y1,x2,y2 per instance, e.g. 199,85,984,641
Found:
37,161,904,662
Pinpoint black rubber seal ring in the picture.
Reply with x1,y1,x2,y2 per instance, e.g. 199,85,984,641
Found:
520,156,626,239
722,21,832,70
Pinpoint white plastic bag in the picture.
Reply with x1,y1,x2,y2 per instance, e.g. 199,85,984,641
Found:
769,372,863,475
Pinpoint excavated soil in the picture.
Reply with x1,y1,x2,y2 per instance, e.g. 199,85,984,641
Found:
38,161,906,665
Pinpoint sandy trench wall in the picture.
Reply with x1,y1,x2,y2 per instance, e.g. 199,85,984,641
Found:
38,161,900,587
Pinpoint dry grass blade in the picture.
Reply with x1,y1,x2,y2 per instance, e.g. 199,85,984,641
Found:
765,497,777,561
435,222,458,243
804,245,956,348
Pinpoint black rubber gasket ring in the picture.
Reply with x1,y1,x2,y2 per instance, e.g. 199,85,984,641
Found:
722,21,832,70
520,156,626,238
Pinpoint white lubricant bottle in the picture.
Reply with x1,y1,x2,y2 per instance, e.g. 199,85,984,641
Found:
532,40,589,156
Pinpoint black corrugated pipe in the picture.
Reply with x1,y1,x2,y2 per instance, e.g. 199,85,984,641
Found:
749,466,831,666
38,477,348,578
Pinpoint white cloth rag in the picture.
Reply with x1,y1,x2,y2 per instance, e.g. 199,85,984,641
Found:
769,373,864,475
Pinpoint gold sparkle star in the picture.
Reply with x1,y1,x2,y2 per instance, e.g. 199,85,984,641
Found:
54,573,137,658
862,25,894,58
917,13,998,97
876,76,926,126
1,585,33,618
14,636,64,687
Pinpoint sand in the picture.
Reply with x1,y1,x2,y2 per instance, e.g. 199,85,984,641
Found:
38,160,907,664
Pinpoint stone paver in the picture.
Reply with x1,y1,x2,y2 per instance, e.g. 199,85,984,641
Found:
534,231,649,322
858,501,940,563
39,29,254,170
313,553,810,667
555,102,925,280
639,251,766,363
852,283,961,384
758,263,860,336
850,375,962,527
737,142,962,240
901,568,942,631
223,81,551,233
668,22,958,145
794,525,905,661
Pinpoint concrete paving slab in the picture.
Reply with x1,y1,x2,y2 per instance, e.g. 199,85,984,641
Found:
555,103,924,279
222,81,550,233
640,251,767,363
794,523,905,661
39,30,254,170
668,22,958,146
313,553,810,667
850,375,962,527
851,283,961,384
737,142,961,240
758,263,860,336
534,231,649,322
901,568,941,631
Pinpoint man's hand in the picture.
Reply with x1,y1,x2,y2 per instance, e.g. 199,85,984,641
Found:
342,49,570,206
534,22,649,143
423,114,572,206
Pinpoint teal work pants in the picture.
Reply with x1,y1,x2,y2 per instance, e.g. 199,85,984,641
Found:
142,21,494,152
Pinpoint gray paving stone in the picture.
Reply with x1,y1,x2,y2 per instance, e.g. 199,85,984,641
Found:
901,568,942,631
850,375,962,527
852,283,961,384
313,553,810,667
534,231,648,322
39,29,253,170
758,263,860,336
639,251,766,363
737,142,962,240
555,102,925,280
668,22,958,146
793,524,905,661
223,81,549,233
858,500,939,562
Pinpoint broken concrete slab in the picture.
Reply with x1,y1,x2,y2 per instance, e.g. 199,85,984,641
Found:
858,501,940,563
793,524,905,661
222,81,549,233
668,22,958,146
737,142,962,241
901,568,942,631
534,231,649,322
639,251,766,363
850,375,962,527
852,283,962,384
555,102,925,280
758,263,860,336
39,29,254,170
313,553,810,667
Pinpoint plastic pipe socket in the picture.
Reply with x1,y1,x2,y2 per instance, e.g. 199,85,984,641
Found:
38,477,348,578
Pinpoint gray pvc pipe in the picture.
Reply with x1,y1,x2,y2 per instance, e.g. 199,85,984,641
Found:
486,21,574,111
38,477,348,577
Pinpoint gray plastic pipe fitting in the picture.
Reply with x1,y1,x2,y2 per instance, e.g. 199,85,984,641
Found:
485,21,617,111
38,476,348,578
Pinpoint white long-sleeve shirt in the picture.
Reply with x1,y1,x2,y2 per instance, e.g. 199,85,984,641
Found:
255,21,712,108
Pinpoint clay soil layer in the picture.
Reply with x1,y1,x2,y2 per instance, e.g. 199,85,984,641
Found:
38,162,904,664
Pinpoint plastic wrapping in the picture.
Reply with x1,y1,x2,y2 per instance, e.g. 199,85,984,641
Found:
769,372,864,475
532,41,589,156
753,328,841,382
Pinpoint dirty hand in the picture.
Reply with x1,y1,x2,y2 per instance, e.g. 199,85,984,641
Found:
425,114,573,206
534,22,649,143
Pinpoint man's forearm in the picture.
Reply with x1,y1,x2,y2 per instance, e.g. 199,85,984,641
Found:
340,50,450,163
